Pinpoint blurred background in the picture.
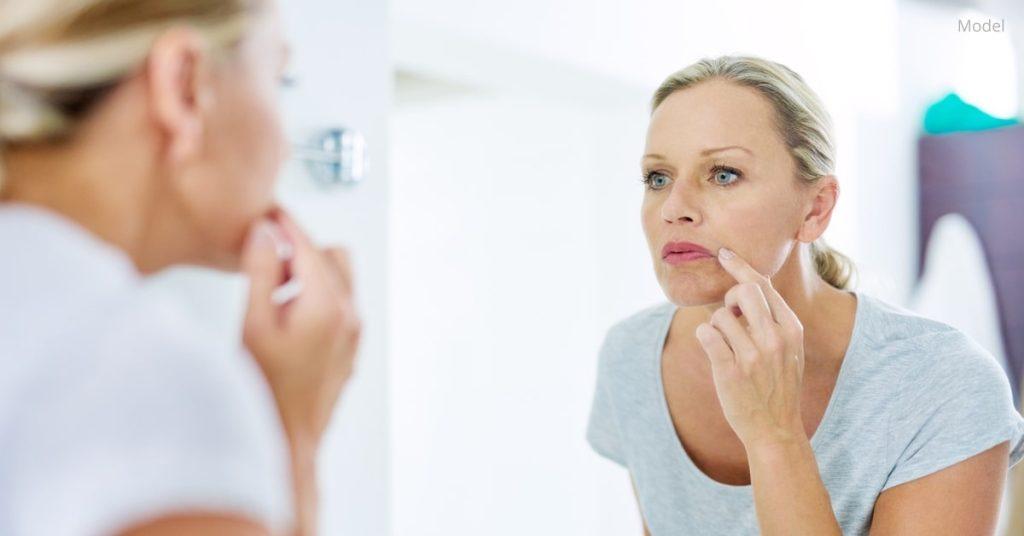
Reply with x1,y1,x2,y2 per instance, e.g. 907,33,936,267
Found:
154,0,1024,533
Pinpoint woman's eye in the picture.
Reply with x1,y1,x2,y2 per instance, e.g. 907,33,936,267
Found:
645,172,672,190
711,167,741,186
277,74,297,90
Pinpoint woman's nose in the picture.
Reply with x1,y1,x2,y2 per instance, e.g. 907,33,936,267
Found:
660,182,701,224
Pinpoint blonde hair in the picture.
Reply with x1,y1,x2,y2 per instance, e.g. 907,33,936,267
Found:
0,0,262,146
652,55,856,290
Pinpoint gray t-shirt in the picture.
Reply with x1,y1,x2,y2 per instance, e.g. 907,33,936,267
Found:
586,289,1024,535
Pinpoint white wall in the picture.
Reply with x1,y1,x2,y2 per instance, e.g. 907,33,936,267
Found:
390,0,909,296
389,91,654,534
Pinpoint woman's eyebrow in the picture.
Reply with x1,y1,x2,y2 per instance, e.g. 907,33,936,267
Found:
642,146,754,162
700,145,753,156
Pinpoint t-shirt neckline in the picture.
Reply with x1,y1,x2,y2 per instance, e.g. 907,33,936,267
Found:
650,288,869,492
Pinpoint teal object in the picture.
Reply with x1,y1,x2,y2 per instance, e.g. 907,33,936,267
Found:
923,92,1018,135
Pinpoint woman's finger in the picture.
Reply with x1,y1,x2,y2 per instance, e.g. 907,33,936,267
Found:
695,322,735,369
321,247,353,297
272,208,327,284
717,248,802,338
709,306,759,367
242,219,286,332
758,278,804,341
717,249,777,324
724,282,776,335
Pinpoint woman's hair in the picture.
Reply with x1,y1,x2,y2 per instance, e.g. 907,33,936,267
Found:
0,0,262,146
652,55,857,290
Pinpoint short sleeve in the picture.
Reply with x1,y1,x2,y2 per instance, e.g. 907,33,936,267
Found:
1,296,294,536
586,329,628,467
881,333,1024,491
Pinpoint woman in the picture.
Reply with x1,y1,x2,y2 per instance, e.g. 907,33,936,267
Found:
586,55,1024,535
0,1,360,535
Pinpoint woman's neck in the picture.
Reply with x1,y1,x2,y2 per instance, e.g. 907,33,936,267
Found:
672,246,857,370
0,144,184,275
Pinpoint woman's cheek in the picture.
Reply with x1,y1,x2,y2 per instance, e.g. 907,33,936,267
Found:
242,89,284,197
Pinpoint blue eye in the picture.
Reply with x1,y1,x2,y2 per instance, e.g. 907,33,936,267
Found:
710,166,742,187
643,171,673,190
278,74,297,91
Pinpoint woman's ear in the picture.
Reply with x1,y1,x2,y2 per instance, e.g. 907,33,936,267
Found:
145,26,213,165
797,175,839,243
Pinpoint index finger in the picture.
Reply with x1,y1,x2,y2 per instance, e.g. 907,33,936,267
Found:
718,247,801,330
717,247,764,284
271,208,325,281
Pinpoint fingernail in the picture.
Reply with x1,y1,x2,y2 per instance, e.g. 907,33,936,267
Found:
718,247,735,260
251,221,276,251
271,278,304,305
270,229,294,261
260,221,293,261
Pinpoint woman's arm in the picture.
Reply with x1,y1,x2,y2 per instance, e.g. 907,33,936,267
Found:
868,441,1009,535
747,435,841,535
117,515,268,536
241,211,362,536
696,249,841,534
111,449,320,536
111,452,315,536
286,434,320,536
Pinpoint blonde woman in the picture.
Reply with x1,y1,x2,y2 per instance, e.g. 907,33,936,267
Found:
0,1,360,535
586,55,1024,535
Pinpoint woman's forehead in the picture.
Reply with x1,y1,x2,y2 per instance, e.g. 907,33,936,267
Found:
646,81,783,158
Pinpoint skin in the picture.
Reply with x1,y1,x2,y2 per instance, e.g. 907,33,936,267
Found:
0,3,359,536
634,78,1010,535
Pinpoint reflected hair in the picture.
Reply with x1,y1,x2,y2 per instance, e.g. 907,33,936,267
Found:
652,55,856,290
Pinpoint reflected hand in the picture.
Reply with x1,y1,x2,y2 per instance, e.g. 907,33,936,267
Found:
695,248,806,449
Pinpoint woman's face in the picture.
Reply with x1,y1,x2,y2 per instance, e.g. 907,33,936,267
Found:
641,79,810,306
173,3,290,270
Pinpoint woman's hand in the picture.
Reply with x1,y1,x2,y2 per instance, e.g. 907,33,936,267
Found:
240,207,362,450
695,247,806,450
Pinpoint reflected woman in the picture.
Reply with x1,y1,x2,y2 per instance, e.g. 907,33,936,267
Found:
586,55,1024,535
0,1,359,535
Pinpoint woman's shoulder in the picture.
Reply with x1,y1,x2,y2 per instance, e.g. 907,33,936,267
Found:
598,301,675,364
859,289,1024,489
856,290,962,343
13,281,279,445
853,290,1011,395
40,283,227,385
74,285,283,446
2,278,228,405
609,301,676,333
3,284,294,536
857,291,991,357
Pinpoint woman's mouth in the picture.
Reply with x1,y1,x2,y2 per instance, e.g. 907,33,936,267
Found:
661,241,714,265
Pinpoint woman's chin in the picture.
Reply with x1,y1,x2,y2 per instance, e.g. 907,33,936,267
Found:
194,241,246,273
659,275,728,307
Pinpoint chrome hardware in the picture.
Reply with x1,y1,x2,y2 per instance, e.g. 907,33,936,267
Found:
292,128,367,187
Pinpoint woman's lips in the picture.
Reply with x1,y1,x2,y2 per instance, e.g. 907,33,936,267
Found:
661,241,714,265
664,251,714,264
